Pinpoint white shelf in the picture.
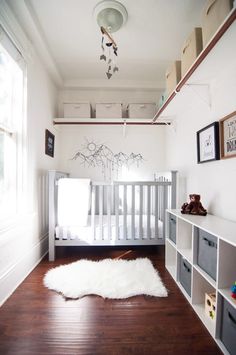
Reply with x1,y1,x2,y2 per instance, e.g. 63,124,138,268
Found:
218,288,236,309
167,209,236,248
176,281,191,303
193,304,216,338
192,269,216,337
177,248,192,263
166,265,176,280
166,237,176,248
215,340,230,355
218,239,236,301
166,209,236,354
53,117,171,125
193,264,217,289
165,239,177,280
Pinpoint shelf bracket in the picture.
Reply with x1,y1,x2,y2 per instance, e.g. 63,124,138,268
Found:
123,119,127,137
159,116,177,132
185,83,212,108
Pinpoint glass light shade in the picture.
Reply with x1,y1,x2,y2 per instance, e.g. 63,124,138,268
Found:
97,8,123,33
93,0,128,33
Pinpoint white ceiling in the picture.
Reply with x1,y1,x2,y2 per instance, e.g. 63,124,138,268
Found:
7,0,206,89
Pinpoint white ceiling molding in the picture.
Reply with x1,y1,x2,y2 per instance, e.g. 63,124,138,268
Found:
23,0,63,87
63,78,164,91
0,0,33,62
6,0,63,87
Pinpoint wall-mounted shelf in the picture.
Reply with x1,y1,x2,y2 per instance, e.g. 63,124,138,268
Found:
53,118,171,126
153,8,236,121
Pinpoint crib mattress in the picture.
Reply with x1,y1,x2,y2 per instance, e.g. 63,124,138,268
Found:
55,214,163,241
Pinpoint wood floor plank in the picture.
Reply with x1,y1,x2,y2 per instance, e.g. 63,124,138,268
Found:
0,246,222,354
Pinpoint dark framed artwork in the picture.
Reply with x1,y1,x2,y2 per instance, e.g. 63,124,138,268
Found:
196,122,220,163
219,111,236,159
45,129,55,157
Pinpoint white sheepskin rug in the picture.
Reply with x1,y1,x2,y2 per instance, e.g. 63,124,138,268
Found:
44,258,168,299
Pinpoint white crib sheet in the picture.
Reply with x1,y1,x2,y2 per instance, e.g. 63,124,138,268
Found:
55,214,163,242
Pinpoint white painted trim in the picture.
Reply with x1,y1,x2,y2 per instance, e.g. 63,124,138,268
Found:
0,234,48,307
64,78,165,90
0,0,33,62
23,0,63,87
0,0,63,87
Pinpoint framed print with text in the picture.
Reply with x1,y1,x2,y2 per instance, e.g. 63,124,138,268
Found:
220,111,236,159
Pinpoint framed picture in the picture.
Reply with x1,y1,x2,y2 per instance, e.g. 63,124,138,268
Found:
45,129,55,157
196,122,220,163
220,111,236,159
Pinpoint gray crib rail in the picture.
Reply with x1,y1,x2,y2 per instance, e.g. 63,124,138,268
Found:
48,171,177,261
90,178,175,242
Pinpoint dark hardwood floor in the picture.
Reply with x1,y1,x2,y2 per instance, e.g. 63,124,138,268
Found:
0,246,222,355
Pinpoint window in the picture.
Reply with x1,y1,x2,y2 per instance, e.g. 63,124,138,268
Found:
0,25,26,222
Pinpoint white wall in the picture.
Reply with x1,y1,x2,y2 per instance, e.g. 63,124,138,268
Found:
165,23,236,222
57,88,166,181
0,4,59,305
57,124,166,181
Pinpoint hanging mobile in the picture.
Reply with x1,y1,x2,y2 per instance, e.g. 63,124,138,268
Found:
100,35,106,61
101,35,105,51
100,26,118,79
94,0,127,79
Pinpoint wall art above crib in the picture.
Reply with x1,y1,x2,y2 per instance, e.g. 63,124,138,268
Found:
71,138,144,180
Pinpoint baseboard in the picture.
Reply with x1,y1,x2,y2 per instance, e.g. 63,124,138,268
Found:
0,234,48,307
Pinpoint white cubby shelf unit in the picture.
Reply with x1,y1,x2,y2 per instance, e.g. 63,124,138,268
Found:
165,209,236,355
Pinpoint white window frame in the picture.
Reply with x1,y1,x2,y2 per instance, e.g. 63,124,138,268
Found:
0,24,27,230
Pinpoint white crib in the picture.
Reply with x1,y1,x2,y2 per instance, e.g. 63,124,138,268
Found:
48,171,177,261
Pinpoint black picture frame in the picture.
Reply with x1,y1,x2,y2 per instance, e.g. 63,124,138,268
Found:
196,122,220,163
45,129,55,157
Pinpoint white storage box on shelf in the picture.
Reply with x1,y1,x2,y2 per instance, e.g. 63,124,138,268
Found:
95,103,122,118
201,0,233,48
165,61,181,97
181,27,203,77
127,103,157,119
63,103,91,118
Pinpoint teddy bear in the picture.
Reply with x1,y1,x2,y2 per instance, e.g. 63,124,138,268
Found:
181,194,207,216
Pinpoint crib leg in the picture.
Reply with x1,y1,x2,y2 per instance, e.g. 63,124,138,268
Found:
49,232,55,261
49,247,55,261
49,244,55,261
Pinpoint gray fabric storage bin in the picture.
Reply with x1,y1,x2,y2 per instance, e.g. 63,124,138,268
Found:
179,255,192,296
197,229,217,281
220,297,236,354
169,214,176,244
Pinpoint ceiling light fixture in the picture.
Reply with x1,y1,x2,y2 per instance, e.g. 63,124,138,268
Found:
93,0,128,79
